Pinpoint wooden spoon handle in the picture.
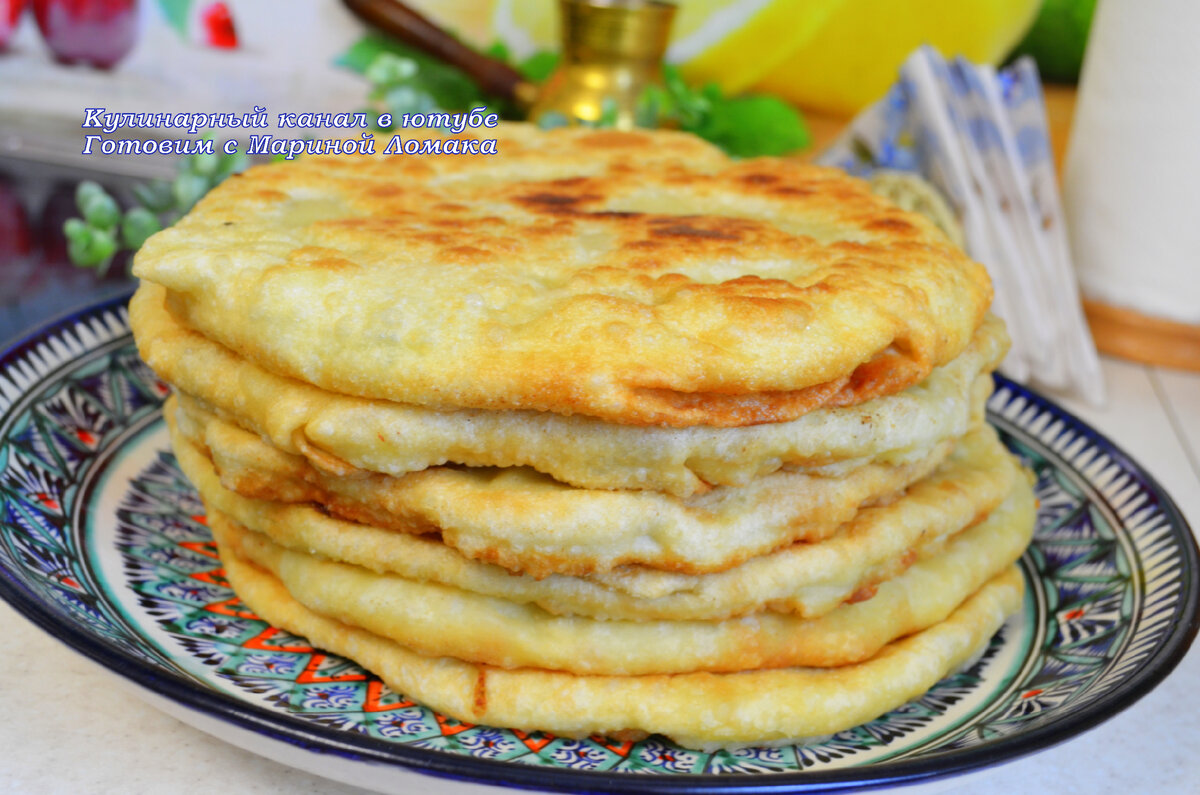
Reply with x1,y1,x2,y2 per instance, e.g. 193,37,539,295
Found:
341,0,533,104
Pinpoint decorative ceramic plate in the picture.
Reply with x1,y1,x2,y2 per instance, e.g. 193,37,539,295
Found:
1,295,1197,794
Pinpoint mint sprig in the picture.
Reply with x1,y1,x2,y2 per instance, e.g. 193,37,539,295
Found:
343,34,809,158
638,65,810,157
343,33,516,122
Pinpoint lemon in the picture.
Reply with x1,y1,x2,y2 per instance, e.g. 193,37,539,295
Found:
668,0,850,93
756,0,1043,115
444,0,1041,116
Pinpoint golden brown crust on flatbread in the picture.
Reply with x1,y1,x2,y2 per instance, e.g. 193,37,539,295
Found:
170,400,1024,621
134,123,991,426
171,395,954,577
210,478,1034,675
221,544,1024,748
131,284,1008,496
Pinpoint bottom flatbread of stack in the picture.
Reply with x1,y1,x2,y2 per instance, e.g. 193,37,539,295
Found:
218,541,1023,750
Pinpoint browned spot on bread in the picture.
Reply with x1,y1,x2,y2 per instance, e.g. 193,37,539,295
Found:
622,339,933,427
830,240,876,255
473,669,488,716
632,375,850,427
367,184,403,198
515,192,601,213
651,223,742,241
825,350,926,410
846,584,879,604
867,217,917,235
288,247,362,272
608,729,651,743
578,130,652,148
294,437,357,477
310,257,358,272
590,210,643,219
249,189,288,203
413,231,455,246
771,185,815,197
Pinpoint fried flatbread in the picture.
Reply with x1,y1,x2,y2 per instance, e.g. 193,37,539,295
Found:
171,408,1022,620
210,476,1034,675
133,124,991,426
173,396,953,576
221,544,1023,749
133,284,1007,497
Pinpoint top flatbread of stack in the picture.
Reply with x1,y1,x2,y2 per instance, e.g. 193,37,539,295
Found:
132,124,992,428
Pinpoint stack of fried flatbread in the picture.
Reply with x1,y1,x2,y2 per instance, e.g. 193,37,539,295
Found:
130,124,1034,750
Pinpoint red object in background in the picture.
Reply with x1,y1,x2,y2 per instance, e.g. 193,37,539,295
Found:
0,177,32,263
36,182,76,269
32,0,138,68
0,174,36,304
201,1,235,49
0,0,28,50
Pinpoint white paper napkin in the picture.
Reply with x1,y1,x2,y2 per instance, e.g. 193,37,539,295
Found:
820,46,1104,402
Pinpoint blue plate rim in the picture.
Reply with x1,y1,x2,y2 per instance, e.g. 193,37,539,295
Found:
0,290,1196,794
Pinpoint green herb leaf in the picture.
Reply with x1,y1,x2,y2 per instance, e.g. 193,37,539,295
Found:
596,96,620,128
536,110,570,130
346,35,488,113
519,51,560,83
68,143,247,271
484,41,510,63
121,207,162,250
66,225,117,272
213,150,249,181
364,52,419,86
156,0,192,37
79,190,120,230
75,181,105,209
336,33,403,75
688,94,811,158
189,151,221,178
172,172,210,213
635,66,810,158
63,218,88,243
132,181,175,213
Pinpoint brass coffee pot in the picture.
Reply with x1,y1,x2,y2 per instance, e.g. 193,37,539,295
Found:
342,0,676,129
530,0,677,129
